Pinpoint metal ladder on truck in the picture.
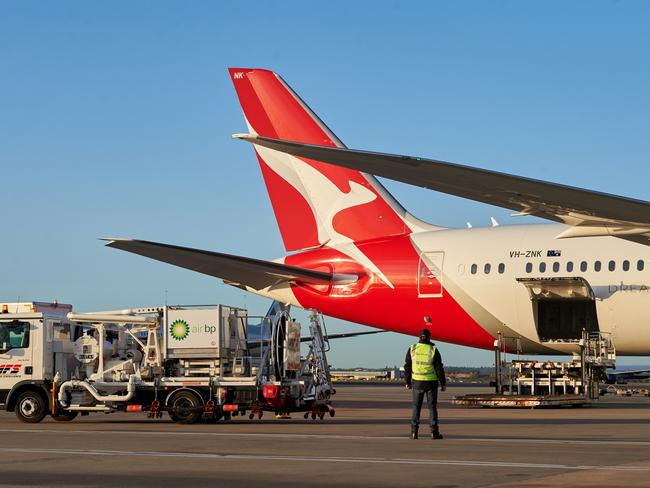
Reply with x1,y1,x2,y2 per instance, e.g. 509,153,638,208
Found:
303,310,333,403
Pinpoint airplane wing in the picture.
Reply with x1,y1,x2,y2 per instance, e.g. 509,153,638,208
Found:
102,238,356,290
234,134,650,245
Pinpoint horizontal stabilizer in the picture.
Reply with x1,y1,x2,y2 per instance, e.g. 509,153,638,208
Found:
308,329,388,342
102,238,356,291
247,329,388,343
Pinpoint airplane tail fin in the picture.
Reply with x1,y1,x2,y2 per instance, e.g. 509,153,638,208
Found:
229,68,438,252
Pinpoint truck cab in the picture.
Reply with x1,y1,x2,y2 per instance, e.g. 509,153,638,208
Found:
0,301,75,422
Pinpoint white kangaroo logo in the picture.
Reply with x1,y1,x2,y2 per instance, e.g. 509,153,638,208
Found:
255,143,394,288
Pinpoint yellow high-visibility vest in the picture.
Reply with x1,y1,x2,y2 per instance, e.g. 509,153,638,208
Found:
410,343,438,381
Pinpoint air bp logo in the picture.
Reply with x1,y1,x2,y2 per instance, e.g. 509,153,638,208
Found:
170,320,190,341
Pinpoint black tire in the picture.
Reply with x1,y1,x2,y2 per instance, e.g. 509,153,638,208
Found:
14,390,47,423
51,410,78,422
167,390,203,424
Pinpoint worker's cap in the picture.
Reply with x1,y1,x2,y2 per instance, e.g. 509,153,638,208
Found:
419,328,431,339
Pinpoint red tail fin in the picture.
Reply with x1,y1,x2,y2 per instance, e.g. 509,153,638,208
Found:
229,68,424,252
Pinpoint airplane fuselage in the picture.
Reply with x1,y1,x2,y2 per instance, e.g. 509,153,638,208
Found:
253,223,650,355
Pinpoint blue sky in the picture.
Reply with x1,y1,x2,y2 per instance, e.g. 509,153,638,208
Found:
1,1,649,367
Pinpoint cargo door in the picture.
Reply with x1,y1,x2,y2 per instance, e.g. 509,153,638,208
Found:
517,277,600,342
418,252,444,298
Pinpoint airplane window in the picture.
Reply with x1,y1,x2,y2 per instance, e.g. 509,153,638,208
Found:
567,262,574,273
471,264,477,275
638,260,645,271
484,263,491,274
594,261,602,272
623,260,630,271
552,262,560,273
609,260,616,272
498,263,505,274
539,262,546,273
580,261,587,272
525,263,532,273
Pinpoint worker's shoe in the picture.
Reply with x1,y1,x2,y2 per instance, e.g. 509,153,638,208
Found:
410,425,418,440
431,426,443,440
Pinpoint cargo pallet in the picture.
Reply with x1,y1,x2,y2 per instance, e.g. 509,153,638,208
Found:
452,394,588,408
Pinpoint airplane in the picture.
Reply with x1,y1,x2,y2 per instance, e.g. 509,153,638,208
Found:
104,67,650,356
606,368,650,384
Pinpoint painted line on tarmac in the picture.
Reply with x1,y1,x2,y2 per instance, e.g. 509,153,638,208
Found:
459,437,650,447
0,447,648,472
1,428,650,447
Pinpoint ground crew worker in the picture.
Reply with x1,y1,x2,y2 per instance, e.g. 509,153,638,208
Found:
404,328,446,439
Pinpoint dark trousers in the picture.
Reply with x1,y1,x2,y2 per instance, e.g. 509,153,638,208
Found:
411,380,439,428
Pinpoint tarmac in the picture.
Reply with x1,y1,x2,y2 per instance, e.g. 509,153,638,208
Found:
1,384,650,487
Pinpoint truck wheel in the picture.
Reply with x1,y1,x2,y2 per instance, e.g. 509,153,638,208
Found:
168,391,202,424
51,410,78,422
15,390,47,423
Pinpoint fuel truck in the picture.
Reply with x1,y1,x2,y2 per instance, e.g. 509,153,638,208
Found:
0,301,334,423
